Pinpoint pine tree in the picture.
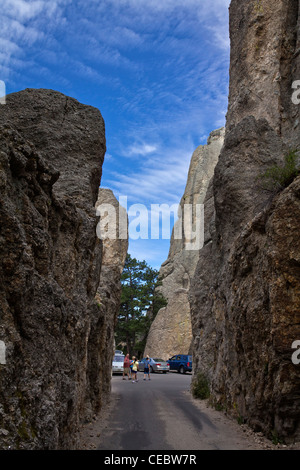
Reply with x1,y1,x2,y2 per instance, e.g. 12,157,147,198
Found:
116,254,167,357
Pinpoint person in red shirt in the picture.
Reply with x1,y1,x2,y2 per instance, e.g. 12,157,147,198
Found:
123,353,131,380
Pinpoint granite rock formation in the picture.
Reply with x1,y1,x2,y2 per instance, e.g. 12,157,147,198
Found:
0,89,117,449
144,128,225,360
89,189,128,413
190,0,300,442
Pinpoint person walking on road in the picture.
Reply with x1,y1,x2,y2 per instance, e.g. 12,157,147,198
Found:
131,356,139,383
123,353,131,380
143,355,151,381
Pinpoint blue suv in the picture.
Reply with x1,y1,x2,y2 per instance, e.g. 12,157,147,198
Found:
168,354,192,374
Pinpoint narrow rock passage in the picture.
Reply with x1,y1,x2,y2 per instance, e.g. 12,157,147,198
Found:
80,373,280,451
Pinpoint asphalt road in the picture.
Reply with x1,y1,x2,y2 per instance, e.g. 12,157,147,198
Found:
95,372,266,451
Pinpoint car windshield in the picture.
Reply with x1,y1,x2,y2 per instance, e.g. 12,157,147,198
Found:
153,358,164,362
113,356,124,362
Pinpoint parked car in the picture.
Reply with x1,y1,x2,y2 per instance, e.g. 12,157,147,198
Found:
112,351,124,374
168,354,192,374
139,357,170,373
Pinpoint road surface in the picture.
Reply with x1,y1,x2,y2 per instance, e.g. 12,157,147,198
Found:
80,372,278,451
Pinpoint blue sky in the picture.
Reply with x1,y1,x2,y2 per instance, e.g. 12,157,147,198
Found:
1,0,230,270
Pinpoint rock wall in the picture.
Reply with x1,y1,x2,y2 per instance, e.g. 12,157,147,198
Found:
88,189,128,415
0,89,117,449
144,128,225,360
190,0,300,442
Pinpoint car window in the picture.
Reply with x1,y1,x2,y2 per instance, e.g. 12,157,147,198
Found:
113,356,124,362
169,356,175,361
153,358,164,362
176,356,181,360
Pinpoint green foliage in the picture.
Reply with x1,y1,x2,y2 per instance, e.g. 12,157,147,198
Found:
18,420,30,441
237,414,245,425
258,149,299,191
191,372,210,400
116,254,167,357
253,0,264,14
270,429,284,446
214,402,225,412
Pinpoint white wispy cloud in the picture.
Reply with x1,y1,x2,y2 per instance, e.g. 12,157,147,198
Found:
2,0,231,268
126,143,157,157
105,143,195,206
1,0,230,89
0,0,69,79
3,0,47,22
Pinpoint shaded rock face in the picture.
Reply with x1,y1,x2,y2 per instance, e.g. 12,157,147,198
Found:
89,189,128,415
144,129,225,360
190,0,300,441
0,89,107,449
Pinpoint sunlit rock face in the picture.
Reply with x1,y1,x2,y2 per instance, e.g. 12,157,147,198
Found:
145,128,225,361
91,188,128,414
